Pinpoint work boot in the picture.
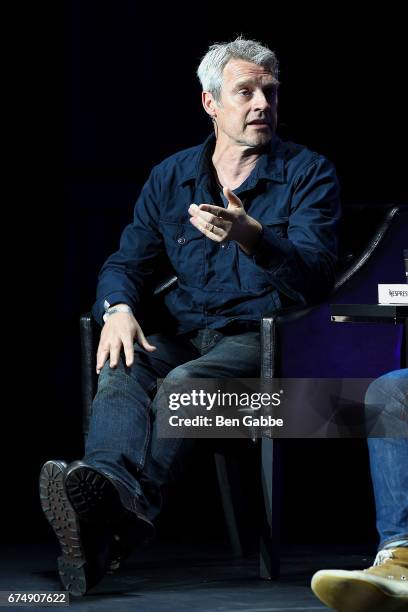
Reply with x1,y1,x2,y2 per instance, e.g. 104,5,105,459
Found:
64,461,155,574
39,460,113,596
311,546,408,611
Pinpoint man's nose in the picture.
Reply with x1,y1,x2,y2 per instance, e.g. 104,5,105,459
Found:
252,90,270,111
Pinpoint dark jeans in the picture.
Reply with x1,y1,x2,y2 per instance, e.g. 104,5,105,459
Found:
84,327,261,521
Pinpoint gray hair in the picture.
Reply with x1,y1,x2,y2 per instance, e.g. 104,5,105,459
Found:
197,36,279,103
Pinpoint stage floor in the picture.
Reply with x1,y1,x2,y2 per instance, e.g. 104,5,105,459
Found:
0,541,375,611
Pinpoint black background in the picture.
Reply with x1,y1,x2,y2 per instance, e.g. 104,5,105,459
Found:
10,2,407,549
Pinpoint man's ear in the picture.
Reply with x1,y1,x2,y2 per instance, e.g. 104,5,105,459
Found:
202,91,217,120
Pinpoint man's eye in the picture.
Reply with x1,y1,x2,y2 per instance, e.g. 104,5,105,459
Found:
264,88,276,98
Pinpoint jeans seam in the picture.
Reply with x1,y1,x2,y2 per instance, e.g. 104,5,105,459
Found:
136,383,157,472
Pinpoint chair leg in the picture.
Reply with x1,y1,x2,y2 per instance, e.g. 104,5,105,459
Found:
259,437,282,579
214,446,259,558
214,452,245,557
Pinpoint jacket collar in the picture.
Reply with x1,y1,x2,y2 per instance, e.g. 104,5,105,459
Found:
178,131,286,188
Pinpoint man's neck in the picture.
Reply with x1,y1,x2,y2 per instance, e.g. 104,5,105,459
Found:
211,137,266,190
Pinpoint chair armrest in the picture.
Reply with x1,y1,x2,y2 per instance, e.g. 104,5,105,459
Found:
153,274,177,296
260,305,313,379
334,205,401,291
80,313,100,435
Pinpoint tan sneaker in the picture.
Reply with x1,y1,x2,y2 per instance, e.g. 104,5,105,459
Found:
311,547,408,612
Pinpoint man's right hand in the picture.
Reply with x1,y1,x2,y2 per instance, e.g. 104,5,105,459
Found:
96,311,156,374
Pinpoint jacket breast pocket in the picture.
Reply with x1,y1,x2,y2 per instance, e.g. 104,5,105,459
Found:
159,221,205,287
261,217,289,238
240,217,288,291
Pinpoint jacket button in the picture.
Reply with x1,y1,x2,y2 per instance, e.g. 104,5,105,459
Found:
177,237,186,245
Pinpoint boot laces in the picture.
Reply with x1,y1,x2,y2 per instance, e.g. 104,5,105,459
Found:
373,549,394,567
368,548,408,581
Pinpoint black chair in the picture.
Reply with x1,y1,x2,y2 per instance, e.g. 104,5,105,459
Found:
80,203,407,579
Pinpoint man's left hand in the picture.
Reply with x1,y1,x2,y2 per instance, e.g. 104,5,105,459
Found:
188,187,263,255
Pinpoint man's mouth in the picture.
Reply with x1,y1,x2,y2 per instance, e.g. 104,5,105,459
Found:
247,119,270,127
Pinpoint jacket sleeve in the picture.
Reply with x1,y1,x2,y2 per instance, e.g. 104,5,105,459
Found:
92,166,163,326
252,156,341,305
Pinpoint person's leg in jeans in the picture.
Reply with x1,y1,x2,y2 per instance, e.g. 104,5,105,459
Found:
139,328,261,522
39,330,201,594
83,330,200,506
40,327,261,594
311,369,408,611
366,369,408,551
85,328,260,521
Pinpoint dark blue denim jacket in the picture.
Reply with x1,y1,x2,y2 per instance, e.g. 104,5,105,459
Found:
92,132,341,334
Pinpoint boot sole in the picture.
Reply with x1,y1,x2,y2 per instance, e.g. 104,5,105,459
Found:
64,465,131,525
39,460,104,596
64,464,155,571
311,572,408,612
64,464,155,535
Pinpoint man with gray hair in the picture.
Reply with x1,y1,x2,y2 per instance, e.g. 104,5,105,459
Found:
40,36,340,595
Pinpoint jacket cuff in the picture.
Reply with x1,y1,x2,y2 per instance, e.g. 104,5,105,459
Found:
252,225,290,272
92,291,137,326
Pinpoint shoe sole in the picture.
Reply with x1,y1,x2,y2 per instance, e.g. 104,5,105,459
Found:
64,464,155,572
64,465,131,525
39,460,102,596
311,572,408,612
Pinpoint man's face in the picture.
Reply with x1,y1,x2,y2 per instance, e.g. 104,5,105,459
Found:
207,58,279,149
